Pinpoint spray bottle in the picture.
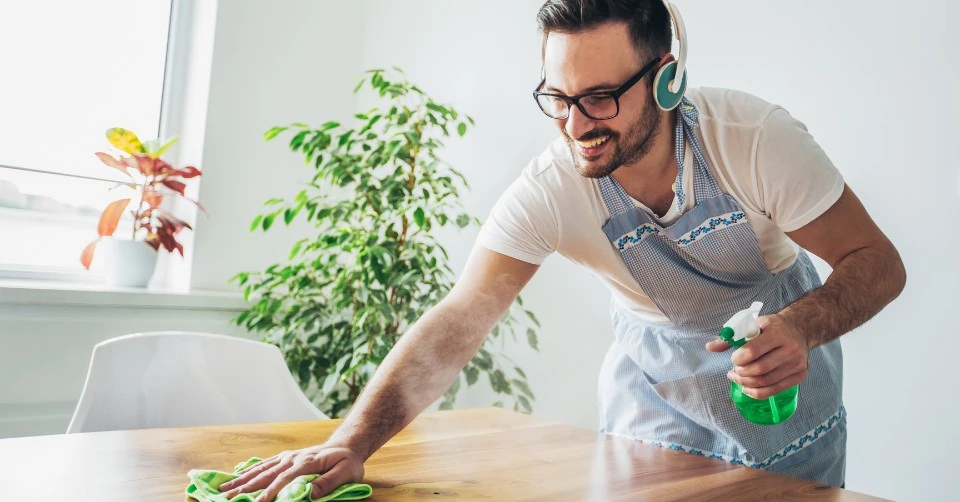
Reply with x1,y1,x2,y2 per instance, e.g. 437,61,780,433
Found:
718,301,799,425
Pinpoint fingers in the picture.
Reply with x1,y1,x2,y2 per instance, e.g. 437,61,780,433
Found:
310,458,359,499
705,340,731,352
729,334,781,367
225,460,292,499
220,456,282,492
255,463,313,502
738,369,807,399
733,346,807,378
727,359,799,389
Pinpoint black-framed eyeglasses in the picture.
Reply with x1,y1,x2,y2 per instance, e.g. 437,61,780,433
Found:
532,55,663,120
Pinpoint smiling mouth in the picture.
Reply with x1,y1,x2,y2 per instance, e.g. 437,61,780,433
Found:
576,135,609,149
573,135,611,159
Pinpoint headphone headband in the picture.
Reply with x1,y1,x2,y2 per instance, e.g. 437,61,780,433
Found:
661,0,687,93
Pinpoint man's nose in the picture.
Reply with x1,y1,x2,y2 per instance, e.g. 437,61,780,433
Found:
563,104,596,141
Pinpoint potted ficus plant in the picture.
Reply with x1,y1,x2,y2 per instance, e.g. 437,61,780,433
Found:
80,128,203,287
232,68,541,418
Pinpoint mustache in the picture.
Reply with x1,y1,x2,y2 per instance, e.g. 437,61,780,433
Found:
570,129,617,142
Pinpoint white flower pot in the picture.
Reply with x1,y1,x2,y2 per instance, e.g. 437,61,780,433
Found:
100,238,158,288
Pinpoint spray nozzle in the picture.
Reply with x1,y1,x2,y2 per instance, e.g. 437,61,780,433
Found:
719,301,764,348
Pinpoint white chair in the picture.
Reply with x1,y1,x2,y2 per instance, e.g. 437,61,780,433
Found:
67,331,327,433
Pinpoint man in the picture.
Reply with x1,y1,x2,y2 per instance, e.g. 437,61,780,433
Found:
222,1,905,499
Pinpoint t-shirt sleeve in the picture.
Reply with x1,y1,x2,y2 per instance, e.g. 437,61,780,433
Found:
476,168,559,265
754,107,845,232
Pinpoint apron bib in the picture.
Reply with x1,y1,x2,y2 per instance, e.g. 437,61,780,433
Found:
597,99,846,486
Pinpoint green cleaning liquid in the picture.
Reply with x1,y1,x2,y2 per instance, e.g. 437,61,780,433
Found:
718,302,799,426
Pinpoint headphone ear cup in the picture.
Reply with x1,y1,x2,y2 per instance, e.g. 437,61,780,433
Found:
653,61,687,111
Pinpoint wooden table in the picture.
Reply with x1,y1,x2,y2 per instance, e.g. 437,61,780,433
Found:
2,408,886,501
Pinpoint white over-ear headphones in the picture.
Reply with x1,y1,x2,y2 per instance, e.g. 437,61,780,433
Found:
652,0,688,111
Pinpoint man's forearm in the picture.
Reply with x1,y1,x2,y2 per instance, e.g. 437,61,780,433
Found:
779,243,906,348
321,294,503,460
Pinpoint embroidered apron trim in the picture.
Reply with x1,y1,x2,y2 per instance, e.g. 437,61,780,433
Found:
620,406,846,470
615,224,661,250
675,211,747,246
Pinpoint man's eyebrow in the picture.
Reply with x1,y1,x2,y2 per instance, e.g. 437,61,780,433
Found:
543,82,619,95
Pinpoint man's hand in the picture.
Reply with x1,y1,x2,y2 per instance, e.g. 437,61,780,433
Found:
705,314,810,399
218,446,363,502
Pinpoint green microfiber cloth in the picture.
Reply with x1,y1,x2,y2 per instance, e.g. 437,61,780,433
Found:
186,457,372,502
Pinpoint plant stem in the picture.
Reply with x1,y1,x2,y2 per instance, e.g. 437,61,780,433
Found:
133,176,151,240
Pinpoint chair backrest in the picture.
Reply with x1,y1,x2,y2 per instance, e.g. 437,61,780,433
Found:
67,331,327,433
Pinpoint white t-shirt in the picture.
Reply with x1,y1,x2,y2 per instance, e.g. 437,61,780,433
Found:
476,87,845,324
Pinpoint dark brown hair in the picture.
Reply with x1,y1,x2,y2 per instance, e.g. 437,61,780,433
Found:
537,0,672,63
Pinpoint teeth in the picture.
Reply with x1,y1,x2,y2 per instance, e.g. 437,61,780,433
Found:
578,136,609,149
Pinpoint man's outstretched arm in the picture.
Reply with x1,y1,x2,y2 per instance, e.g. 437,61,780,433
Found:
220,247,539,501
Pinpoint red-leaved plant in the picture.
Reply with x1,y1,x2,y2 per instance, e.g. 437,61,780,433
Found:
80,128,203,269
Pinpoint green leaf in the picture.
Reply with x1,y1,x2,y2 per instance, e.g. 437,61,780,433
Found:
250,215,263,232
512,379,535,399
321,372,340,397
320,121,341,131
413,207,425,228
475,350,493,371
264,126,288,141
525,310,542,328
284,207,299,225
464,365,479,386
457,122,467,137
515,367,526,379
517,395,532,414
289,238,308,260
526,328,539,352
262,213,276,231
290,130,309,150
338,130,354,147
151,137,179,158
455,214,470,228
490,370,511,394
106,127,145,155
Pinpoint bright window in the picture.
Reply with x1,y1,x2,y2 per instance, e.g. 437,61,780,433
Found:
0,0,172,278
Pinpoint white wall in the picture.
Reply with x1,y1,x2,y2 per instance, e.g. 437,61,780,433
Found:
355,1,957,501
190,0,365,291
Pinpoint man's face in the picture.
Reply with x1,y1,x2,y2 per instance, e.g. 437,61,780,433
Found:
542,22,662,178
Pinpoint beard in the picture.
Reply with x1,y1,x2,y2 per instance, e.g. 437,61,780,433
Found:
565,101,662,179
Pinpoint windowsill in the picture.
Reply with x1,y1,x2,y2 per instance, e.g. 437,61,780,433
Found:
0,279,248,311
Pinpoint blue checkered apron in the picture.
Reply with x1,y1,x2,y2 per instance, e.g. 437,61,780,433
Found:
596,98,847,486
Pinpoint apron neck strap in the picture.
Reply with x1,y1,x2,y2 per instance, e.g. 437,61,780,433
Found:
675,98,722,209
